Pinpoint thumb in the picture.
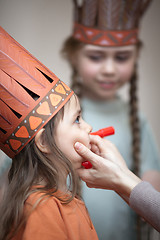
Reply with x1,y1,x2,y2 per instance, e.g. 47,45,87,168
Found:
75,142,98,167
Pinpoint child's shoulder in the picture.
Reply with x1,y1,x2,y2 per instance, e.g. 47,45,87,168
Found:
24,189,85,225
25,191,54,209
25,188,67,212
27,186,78,204
19,190,76,238
23,189,74,225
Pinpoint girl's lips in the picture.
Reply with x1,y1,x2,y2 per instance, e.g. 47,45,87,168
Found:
98,81,116,90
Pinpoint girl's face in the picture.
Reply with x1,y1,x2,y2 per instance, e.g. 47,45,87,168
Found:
73,44,138,100
54,95,92,170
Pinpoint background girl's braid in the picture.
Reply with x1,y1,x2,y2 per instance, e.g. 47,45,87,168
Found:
129,65,152,240
129,66,140,177
129,65,142,240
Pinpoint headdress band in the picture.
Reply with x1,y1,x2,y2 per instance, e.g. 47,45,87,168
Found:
72,0,152,47
73,23,138,47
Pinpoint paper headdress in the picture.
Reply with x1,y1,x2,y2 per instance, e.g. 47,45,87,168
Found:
73,0,152,46
0,26,73,158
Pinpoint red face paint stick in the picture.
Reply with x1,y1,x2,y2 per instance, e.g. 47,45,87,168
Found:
90,126,115,138
81,126,115,169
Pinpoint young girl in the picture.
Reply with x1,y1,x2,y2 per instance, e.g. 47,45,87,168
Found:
61,1,160,239
0,26,98,240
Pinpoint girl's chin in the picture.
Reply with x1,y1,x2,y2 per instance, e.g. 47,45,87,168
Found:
85,87,117,100
93,92,116,100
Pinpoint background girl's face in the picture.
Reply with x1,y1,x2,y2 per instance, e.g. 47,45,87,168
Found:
73,44,138,100
54,95,92,170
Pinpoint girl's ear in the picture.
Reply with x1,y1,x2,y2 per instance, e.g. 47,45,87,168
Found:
35,128,51,154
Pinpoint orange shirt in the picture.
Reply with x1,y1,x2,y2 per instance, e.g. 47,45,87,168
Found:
13,191,98,240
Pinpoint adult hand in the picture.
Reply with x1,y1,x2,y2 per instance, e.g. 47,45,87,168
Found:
74,135,141,196
75,136,126,189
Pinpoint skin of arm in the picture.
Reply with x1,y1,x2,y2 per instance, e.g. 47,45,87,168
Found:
75,135,142,202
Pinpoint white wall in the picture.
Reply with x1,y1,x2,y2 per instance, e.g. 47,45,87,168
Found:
0,0,160,149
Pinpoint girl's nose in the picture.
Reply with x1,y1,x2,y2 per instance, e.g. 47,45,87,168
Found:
83,120,92,134
102,59,115,75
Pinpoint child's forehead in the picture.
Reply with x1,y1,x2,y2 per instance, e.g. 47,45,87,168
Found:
83,44,137,53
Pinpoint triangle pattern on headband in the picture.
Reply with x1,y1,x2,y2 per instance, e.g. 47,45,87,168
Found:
15,126,29,138
72,0,152,46
29,116,43,130
55,84,66,94
50,94,62,107
36,102,50,116
9,139,22,151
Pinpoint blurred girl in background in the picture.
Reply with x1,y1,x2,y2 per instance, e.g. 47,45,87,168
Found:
61,1,160,239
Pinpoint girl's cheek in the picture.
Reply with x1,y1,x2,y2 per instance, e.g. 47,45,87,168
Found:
82,69,97,81
120,67,134,80
75,134,88,147
80,61,98,74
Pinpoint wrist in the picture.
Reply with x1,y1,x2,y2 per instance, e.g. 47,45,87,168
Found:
115,169,142,198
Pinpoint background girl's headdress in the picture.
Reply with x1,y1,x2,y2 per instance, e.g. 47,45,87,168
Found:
0,26,73,158
72,0,152,46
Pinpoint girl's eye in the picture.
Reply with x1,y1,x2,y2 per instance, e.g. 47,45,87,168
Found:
115,53,131,62
88,55,103,62
75,115,80,124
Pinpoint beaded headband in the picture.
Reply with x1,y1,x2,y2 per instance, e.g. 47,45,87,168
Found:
72,0,152,46
0,26,74,158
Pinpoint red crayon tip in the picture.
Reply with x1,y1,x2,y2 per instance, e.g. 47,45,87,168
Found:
81,161,93,169
90,126,115,138
81,126,115,169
